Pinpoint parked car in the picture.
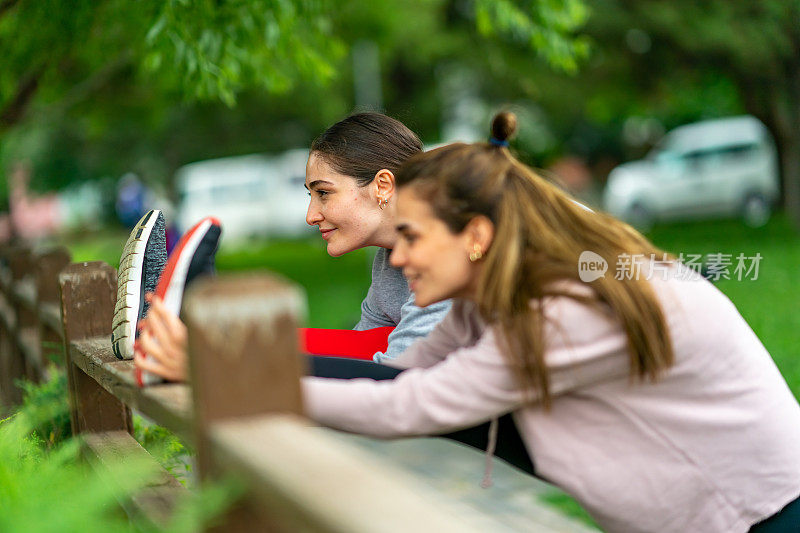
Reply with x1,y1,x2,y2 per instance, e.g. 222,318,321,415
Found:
175,149,313,243
603,116,779,229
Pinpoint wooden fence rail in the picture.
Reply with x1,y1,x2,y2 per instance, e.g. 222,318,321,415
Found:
0,243,528,532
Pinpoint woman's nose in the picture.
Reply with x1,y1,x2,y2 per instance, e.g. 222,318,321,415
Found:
389,242,406,268
306,200,322,226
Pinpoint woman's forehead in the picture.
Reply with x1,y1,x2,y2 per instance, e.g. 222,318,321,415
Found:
397,188,435,220
306,153,353,185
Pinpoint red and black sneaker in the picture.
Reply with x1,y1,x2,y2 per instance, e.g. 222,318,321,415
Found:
136,217,222,387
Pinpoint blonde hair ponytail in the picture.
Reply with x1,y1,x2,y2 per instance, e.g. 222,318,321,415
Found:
397,112,674,408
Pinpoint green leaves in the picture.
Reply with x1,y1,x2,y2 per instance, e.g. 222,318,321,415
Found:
0,412,156,533
140,0,345,106
474,0,590,73
2,367,237,532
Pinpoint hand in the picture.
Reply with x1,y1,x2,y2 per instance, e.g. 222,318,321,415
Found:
134,293,189,382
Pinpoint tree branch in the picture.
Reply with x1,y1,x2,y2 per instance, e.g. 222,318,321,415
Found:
0,69,43,129
0,0,20,19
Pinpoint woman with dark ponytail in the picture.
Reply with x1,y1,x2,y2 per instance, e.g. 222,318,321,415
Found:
302,112,800,532
135,113,453,382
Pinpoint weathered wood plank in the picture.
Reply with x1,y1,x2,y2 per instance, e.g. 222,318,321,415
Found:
0,293,14,332
17,326,41,375
34,246,70,307
13,278,37,314
0,265,12,294
69,337,193,441
182,275,306,532
35,247,70,353
182,275,306,480
210,415,495,533
82,430,189,527
38,302,63,339
0,297,18,406
60,262,133,435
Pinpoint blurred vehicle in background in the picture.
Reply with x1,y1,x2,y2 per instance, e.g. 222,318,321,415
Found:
175,149,313,244
603,116,779,229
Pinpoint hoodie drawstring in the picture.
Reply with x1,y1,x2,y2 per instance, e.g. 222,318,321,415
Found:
480,417,499,488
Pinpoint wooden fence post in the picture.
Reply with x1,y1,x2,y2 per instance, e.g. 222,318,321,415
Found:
3,244,33,401
34,247,70,367
182,274,305,531
59,262,133,435
0,246,17,407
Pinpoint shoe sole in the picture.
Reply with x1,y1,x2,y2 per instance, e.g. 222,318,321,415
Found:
111,210,167,360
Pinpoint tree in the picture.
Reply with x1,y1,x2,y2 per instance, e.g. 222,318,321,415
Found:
0,0,588,130
0,0,590,202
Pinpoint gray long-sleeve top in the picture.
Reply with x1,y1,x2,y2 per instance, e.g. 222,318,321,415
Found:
354,248,451,362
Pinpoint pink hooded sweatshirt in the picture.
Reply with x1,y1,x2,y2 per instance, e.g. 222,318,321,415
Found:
303,266,800,532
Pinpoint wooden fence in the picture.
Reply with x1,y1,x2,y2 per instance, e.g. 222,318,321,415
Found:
0,243,572,532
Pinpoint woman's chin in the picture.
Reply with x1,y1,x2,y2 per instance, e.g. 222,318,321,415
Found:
412,293,436,308
326,242,353,257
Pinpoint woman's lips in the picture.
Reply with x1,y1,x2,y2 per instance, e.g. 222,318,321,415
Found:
320,228,336,241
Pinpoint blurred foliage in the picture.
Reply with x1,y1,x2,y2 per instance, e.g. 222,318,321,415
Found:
17,364,194,483
134,416,193,485
0,411,157,532
16,367,70,450
0,0,590,204
6,366,237,531
475,0,590,73
4,0,800,223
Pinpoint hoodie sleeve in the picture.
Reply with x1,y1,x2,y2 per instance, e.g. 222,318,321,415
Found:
302,295,631,439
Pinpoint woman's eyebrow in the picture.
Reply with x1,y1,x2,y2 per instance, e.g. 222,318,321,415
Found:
307,180,334,189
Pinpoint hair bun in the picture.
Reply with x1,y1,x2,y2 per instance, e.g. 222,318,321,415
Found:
491,112,518,143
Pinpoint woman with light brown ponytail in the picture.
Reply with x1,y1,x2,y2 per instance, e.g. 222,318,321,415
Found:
302,112,800,532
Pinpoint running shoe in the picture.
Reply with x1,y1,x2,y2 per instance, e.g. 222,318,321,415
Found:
111,210,167,360
135,217,222,386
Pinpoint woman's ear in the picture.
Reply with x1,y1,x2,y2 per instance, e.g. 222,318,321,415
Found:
465,216,495,254
373,169,395,203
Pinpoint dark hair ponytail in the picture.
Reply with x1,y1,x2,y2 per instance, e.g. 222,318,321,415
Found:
311,113,423,187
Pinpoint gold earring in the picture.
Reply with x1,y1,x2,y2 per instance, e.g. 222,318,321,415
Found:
378,197,388,209
469,244,483,262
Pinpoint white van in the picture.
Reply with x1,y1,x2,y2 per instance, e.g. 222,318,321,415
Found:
175,149,313,243
603,116,779,228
